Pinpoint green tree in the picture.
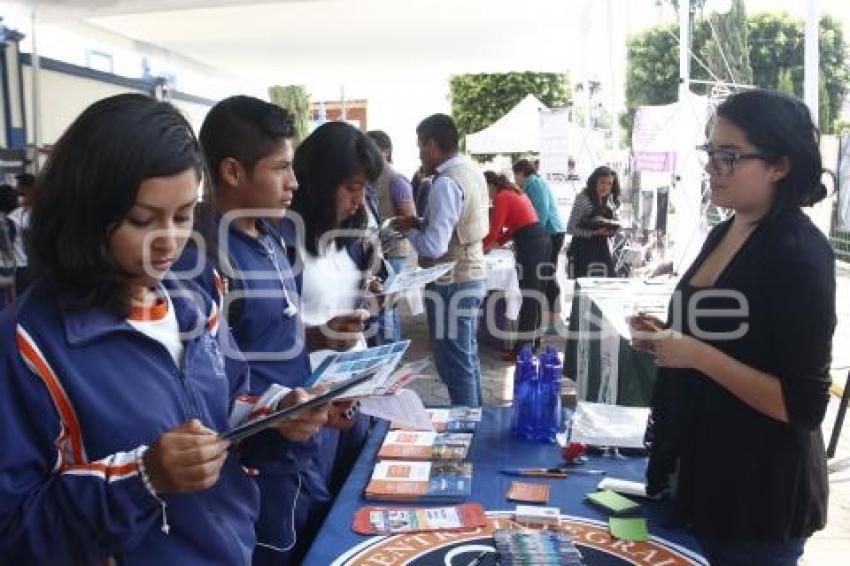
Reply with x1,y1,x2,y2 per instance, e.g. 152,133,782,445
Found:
748,12,849,133
701,0,752,86
448,72,570,145
776,67,795,95
624,10,850,138
268,85,311,145
622,23,683,138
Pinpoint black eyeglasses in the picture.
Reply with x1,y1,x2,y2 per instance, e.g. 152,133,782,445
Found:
696,144,773,176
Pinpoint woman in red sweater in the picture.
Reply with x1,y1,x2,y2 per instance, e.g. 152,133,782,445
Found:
483,172,552,359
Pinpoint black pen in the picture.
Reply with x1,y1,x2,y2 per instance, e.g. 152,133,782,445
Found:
466,550,491,566
560,467,607,476
500,467,606,477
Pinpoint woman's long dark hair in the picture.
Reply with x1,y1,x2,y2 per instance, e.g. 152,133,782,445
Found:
29,93,202,317
583,165,621,218
511,158,537,178
484,171,521,193
291,121,383,257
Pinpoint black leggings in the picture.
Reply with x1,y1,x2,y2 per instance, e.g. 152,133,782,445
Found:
542,232,564,310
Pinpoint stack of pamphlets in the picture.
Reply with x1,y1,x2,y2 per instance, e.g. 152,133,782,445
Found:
352,503,487,535
377,431,473,460
493,529,585,565
391,406,483,432
364,460,473,502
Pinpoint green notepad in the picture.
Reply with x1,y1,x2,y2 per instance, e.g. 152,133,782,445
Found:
609,517,649,542
585,490,640,514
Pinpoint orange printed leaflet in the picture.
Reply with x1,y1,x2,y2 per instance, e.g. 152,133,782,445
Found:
377,431,473,460
507,482,551,504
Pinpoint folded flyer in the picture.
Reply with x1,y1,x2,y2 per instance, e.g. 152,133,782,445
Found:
365,460,473,502
381,261,456,295
304,340,411,398
221,372,373,443
377,430,473,460
352,503,486,535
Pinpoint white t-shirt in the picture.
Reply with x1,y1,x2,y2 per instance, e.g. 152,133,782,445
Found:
299,241,367,369
127,290,183,367
8,207,29,267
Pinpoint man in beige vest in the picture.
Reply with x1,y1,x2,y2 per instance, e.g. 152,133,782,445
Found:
393,114,489,407
366,130,416,344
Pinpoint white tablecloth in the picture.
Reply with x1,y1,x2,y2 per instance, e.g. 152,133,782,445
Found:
399,249,521,320
484,248,522,320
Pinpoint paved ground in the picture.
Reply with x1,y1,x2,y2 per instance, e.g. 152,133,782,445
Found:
396,258,850,564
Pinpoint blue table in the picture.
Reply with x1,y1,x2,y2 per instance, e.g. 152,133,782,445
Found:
305,407,706,565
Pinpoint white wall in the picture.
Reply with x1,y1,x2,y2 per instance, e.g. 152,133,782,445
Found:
22,65,136,147
21,65,213,167
171,98,212,135
4,5,257,150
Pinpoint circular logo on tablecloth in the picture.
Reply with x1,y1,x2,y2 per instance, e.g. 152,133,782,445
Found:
331,512,706,566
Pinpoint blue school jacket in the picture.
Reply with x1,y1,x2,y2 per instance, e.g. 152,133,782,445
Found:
0,276,280,565
175,217,331,558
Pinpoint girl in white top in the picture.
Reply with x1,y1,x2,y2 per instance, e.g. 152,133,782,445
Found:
298,238,369,368
288,121,385,369
285,121,386,493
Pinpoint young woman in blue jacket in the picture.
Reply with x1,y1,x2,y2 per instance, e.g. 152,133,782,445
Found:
0,93,327,565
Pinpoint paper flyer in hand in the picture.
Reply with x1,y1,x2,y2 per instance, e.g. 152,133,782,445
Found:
359,389,434,431
221,371,374,442
303,340,411,398
381,261,456,295
382,359,430,395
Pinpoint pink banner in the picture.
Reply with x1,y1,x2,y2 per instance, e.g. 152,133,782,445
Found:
634,151,677,173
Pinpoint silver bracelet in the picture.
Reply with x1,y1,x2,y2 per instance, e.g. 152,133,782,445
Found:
135,446,170,534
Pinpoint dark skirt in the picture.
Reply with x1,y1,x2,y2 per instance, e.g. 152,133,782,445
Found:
568,235,614,278
513,223,552,352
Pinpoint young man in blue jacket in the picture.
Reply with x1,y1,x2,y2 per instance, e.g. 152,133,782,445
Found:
174,95,366,565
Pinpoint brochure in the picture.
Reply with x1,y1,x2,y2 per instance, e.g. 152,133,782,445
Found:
364,460,473,502
352,503,487,535
377,430,473,460
221,372,373,443
304,341,411,398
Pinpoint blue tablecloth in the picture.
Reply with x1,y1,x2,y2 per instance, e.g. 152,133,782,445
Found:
305,407,706,565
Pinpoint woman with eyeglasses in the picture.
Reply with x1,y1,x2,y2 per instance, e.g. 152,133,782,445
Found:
565,165,621,278
636,89,835,565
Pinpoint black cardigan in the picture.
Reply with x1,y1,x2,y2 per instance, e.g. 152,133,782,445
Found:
646,208,835,542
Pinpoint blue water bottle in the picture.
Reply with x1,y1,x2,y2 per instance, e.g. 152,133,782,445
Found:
511,345,537,439
522,355,541,440
537,344,563,442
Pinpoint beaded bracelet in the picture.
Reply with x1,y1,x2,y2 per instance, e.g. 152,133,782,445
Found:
135,446,171,534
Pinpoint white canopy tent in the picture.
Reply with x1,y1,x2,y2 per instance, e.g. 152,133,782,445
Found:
465,94,547,155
